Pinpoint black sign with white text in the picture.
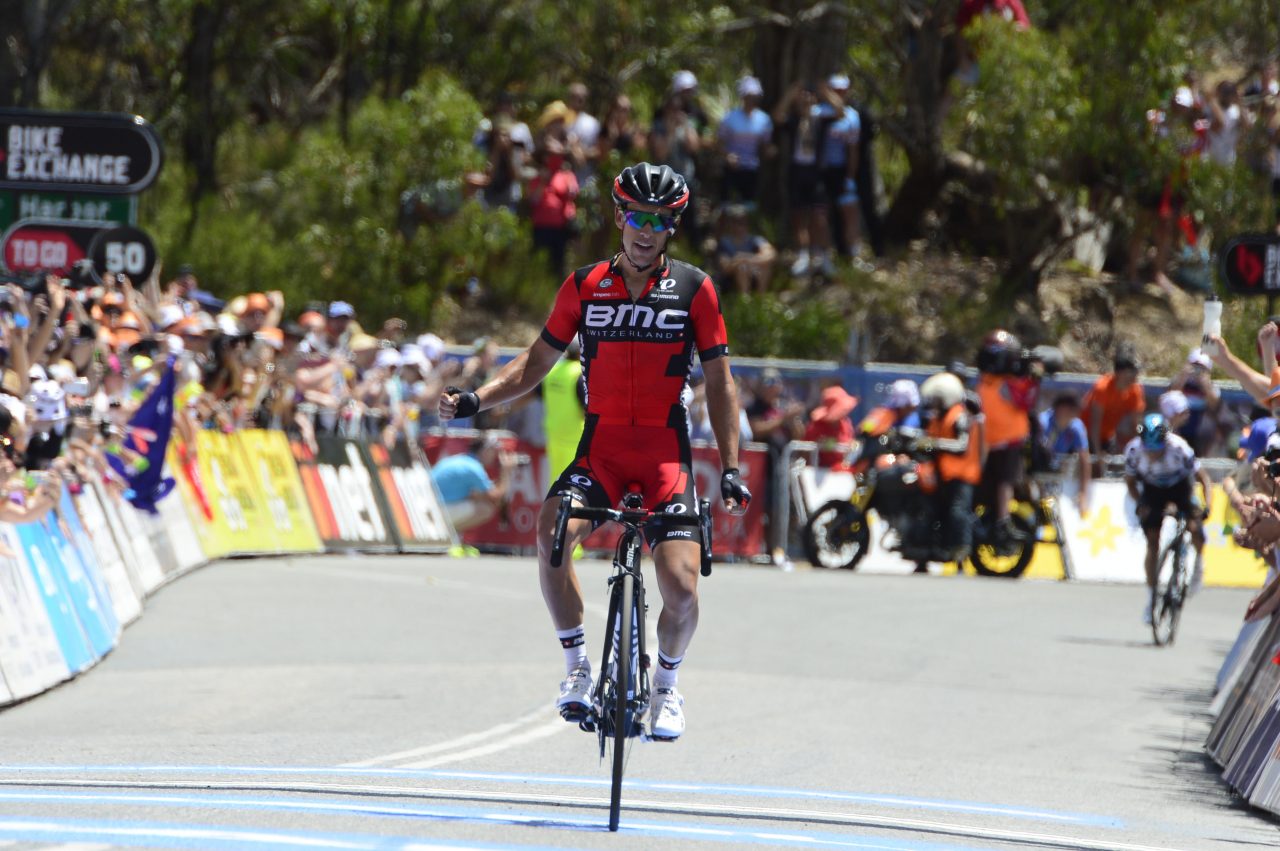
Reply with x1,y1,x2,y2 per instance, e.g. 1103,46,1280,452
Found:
0,109,163,195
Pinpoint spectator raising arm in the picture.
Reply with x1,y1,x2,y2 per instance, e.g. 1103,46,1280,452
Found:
1206,328,1271,403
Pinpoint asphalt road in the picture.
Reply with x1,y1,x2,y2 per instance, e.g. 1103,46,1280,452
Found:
0,554,1276,851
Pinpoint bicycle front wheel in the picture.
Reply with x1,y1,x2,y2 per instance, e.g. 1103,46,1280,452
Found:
609,571,635,832
1152,532,1185,647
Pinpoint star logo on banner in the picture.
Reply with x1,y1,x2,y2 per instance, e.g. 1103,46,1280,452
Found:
1078,504,1125,558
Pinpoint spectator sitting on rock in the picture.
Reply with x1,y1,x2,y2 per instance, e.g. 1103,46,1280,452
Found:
714,204,776,294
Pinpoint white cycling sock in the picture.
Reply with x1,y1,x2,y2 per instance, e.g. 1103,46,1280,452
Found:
557,626,588,674
654,650,683,690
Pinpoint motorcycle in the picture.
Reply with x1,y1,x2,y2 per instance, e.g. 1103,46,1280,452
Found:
802,428,1039,576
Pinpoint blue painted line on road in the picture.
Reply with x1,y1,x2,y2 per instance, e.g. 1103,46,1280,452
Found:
0,763,1124,828
0,814,571,850
0,791,998,851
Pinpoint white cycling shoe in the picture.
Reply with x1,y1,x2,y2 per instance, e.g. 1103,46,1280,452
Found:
649,687,685,740
557,666,593,720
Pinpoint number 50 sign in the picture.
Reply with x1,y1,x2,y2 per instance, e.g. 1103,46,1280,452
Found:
89,224,156,282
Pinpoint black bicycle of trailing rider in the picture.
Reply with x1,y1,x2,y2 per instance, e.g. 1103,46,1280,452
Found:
550,489,712,833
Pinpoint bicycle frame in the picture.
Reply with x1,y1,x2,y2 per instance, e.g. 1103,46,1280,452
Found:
549,491,711,832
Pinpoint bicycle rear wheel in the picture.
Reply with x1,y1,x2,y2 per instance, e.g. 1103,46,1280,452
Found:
609,571,635,832
1152,531,1185,646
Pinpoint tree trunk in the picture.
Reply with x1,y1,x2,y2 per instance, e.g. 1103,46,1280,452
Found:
182,1,225,230
880,1,961,245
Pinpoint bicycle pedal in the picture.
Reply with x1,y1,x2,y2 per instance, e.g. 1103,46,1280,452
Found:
560,705,589,724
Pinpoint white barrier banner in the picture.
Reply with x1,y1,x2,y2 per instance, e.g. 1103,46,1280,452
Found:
156,482,206,575
68,488,141,626
94,481,164,594
0,525,69,700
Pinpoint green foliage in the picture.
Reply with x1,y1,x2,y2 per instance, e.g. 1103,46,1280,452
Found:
721,294,848,360
142,71,550,325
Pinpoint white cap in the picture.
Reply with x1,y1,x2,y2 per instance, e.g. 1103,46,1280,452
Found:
400,344,430,370
417,333,445,363
827,73,851,91
27,379,66,422
158,303,185,330
375,348,403,370
886,378,921,409
47,362,75,383
737,75,763,97
1174,85,1195,108
1159,390,1189,419
27,365,47,382
1187,348,1212,370
672,70,698,92
217,313,243,336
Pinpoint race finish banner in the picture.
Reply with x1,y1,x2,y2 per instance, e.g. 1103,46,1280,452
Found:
1,108,163,195
1220,233,1280,295
363,440,454,552
293,437,398,552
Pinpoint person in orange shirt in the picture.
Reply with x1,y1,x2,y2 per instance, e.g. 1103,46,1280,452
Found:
1082,350,1145,454
975,330,1038,543
921,371,981,564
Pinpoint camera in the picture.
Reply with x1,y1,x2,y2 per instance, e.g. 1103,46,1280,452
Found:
1265,446,1280,478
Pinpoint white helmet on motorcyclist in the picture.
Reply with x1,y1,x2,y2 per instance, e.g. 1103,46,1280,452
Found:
919,372,965,410
885,379,920,410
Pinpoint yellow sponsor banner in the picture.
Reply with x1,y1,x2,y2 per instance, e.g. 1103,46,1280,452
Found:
195,430,279,554
1021,482,1266,587
232,430,323,553
166,438,229,560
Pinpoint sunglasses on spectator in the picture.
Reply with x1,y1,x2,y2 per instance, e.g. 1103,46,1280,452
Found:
624,210,678,232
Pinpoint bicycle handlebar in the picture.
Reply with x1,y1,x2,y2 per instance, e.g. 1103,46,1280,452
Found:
549,498,714,577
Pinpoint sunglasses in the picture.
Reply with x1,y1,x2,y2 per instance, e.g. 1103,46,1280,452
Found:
624,210,678,232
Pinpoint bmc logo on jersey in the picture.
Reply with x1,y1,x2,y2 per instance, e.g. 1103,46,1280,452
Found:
584,303,688,330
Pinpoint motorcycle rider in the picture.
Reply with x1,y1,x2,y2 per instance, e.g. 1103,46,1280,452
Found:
975,330,1039,549
921,372,983,566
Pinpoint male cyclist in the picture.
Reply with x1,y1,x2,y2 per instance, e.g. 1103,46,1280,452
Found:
1124,412,1213,624
439,163,751,741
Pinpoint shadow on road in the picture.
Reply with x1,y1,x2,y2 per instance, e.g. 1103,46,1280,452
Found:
1056,635,1155,649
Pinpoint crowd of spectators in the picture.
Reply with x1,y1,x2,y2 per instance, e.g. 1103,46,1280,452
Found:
464,69,878,289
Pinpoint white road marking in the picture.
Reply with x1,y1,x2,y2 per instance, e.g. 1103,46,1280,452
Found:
341,704,558,768
398,718,568,769
0,778,1197,851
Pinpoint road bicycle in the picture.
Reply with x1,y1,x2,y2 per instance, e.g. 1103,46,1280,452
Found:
550,490,712,832
1151,509,1193,647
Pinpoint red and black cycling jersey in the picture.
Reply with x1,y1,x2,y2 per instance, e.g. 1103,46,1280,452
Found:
540,254,729,427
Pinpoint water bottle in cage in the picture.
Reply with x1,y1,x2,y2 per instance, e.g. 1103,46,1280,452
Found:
611,607,641,700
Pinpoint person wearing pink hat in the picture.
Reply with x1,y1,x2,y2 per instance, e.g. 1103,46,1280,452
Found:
804,384,858,470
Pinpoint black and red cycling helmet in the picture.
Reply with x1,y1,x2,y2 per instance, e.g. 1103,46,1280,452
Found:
612,162,690,217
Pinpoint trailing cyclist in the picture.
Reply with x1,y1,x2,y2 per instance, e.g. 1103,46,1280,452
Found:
438,163,751,741
1124,412,1213,625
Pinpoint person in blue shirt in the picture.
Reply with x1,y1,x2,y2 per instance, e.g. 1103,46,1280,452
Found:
817,75,868,267
716,76,774,205
430,435,515,532
1036,391,1091,515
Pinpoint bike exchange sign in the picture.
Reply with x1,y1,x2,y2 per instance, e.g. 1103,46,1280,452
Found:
0,109,162,195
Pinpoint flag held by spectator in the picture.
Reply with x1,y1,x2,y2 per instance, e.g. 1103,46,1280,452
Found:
107,358,177,514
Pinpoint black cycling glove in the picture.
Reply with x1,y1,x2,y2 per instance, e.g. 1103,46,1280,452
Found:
444,386,481,419
720,468,752,514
